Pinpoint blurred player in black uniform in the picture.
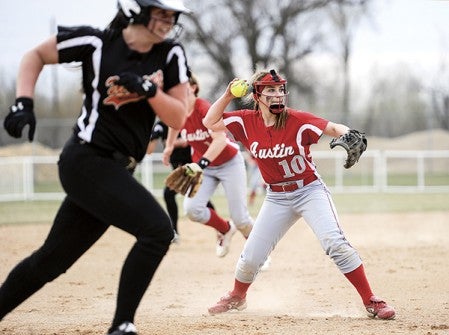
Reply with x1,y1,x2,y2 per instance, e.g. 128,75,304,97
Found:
1,0,191,334
147,120,215,242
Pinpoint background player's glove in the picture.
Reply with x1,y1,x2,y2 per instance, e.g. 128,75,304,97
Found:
116,72,157,98
3,97,36,142
329,129,367,169
165,163,203,198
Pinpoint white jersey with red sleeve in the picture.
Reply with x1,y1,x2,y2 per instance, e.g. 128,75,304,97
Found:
180,98,239,166
222,109,329,184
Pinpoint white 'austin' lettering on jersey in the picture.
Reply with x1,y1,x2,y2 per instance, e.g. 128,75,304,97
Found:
250,142,295,159
180,128,210,142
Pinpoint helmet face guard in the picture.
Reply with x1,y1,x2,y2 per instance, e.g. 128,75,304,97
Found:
253,69,289,114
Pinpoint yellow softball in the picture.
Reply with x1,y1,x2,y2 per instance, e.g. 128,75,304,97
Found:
230,80,249,98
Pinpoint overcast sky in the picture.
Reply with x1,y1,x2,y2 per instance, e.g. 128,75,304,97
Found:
0,0,448,83
352,0,449,81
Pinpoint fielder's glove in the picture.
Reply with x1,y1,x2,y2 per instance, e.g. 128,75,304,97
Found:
329,129,367,169
165,163,203,198
116,72,157,98
3,97,36,142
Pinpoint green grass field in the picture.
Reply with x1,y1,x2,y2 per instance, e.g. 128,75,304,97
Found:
1,192,448,226
29,170,449,193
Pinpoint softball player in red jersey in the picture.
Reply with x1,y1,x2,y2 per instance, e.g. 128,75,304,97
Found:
203,69,395,319
1,1,191,334
162,74,255,258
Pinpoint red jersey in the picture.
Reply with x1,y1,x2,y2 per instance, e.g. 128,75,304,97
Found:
180,98,239,166
222,109,329,184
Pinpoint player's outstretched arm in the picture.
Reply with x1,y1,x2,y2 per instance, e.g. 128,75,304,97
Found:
323,121,350,138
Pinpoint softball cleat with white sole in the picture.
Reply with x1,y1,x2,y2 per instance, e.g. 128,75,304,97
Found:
216,220,237,257
365,296,396,320
208,292,247,315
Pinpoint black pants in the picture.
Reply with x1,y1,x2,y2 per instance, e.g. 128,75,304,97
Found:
0,138,173,330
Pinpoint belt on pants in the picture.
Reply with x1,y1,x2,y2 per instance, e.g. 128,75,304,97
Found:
112,151,137,172
268,175,318,192
74,136,137,172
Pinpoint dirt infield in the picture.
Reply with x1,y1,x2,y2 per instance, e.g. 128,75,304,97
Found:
1,211,449,335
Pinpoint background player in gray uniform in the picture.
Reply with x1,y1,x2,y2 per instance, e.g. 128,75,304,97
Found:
1,1,191,334
203,69,396,320
162,74,255,258
147,119,216,242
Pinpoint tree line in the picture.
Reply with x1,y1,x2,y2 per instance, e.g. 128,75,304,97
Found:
1,0,448,149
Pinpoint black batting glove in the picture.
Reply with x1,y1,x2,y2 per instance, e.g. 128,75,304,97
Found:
3,97,36,142
116,72,157,98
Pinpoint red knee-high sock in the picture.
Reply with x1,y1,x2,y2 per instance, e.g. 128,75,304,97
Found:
344,264,374,305
204,208,230,234
231,279,251,299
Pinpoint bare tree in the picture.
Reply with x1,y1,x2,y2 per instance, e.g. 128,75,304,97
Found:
430,90,449,130
182,0,354,102
362,65,428,137
0,71,16,146
325,0,373,124
429,60,449,130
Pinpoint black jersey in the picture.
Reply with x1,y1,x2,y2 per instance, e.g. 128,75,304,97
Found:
150,120,191,166
56,25,190,161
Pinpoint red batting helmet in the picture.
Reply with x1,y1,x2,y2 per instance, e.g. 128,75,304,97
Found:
253,69,287,94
